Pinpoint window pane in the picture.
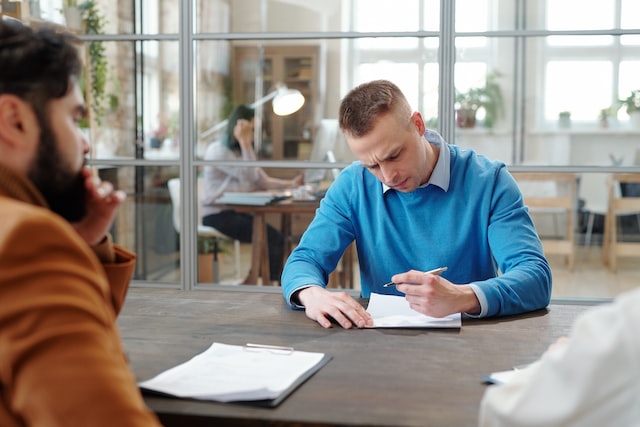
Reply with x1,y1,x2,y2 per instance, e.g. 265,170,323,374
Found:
354,0,420,32
86,41,136,160
422,0,440,31
546,0,613,45
422,63,440,126
224,0,346,33
356,63,420,110
455,0,488,32
547,0,613,30
455,0,489,48
619,61,640,122
195,39,231,159
621,0,640,29
544,61,612,122
92,165,181,284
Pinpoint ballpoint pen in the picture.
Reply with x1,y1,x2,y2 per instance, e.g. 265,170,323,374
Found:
382,266,448,287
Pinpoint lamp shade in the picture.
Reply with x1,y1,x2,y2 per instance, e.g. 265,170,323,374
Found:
272,87,305,116
199,85,305,141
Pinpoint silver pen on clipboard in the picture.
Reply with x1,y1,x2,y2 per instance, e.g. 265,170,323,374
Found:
244,343,294,355
382,266,448,287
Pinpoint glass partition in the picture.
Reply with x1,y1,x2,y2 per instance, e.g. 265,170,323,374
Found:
25,0,640,299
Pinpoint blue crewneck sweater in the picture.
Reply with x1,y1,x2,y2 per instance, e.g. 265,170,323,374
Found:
282,140,551,317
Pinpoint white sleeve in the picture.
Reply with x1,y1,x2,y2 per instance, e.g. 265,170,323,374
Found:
478,289,640,427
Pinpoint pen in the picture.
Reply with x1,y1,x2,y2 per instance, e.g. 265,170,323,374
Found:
382,266,448,287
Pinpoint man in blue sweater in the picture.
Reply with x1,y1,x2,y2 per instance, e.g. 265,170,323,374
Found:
281,80,551,329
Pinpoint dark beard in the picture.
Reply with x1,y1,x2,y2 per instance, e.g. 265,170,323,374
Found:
27,120,87,223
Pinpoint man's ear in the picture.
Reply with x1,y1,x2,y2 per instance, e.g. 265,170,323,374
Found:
411,111,426,135
0,94,38,148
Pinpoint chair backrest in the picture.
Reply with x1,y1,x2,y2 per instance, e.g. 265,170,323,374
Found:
167,177,208,234
610,173,640,212
578,173,610,213
167,178,181,233
511,172,576,210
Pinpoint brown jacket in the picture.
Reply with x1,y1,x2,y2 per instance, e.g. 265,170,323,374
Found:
0,165,162,426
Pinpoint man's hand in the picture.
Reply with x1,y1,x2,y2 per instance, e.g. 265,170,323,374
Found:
297,286,373,329
291,173,304,187
393,269,480,317
72,168,126,246
234,119,254,151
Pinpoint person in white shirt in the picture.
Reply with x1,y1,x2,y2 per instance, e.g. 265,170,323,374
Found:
201,105,302,283
479,287,640,427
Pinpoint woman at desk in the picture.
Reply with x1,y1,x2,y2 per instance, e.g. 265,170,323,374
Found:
201,105,303,283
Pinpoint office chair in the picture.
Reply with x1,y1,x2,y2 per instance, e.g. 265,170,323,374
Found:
167,178,241,282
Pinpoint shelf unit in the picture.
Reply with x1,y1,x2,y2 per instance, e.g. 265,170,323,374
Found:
232,45,319,162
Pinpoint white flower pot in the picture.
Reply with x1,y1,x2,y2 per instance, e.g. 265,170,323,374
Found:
630,111,640,129
63,6,83,31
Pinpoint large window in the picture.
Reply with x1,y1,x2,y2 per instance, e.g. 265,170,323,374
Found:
542,0,640,125
25,0,640,300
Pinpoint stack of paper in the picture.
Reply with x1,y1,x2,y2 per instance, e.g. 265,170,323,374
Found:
139,342,330,406
216,191,290,206
365,293,462,328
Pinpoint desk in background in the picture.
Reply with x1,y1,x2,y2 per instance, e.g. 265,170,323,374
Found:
118,288,596,427
226,199,356,288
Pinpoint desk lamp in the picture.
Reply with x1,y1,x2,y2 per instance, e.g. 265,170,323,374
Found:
200,84,305,141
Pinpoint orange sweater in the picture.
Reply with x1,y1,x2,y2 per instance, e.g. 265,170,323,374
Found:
0,166,162,427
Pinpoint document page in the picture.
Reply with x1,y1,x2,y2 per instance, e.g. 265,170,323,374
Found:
366,293,461,328
139,342,328,404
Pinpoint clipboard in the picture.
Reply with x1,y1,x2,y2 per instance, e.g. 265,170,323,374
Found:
138,342,332,407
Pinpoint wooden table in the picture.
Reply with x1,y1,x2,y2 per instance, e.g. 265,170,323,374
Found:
118,288,597,427
230,199,320,285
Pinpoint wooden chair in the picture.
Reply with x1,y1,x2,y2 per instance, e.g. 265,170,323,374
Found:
512,172,578,270
603,173,640,271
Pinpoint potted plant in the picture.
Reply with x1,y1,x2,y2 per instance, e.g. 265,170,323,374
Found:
598,106,616,128
62,1,83,30
558,111,571,128
619,90,640,128
455,71,504,129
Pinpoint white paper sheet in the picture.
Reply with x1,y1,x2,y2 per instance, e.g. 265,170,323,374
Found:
365,293,461,328
138,342,326,402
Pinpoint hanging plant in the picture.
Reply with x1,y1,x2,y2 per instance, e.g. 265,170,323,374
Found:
78,0,108,126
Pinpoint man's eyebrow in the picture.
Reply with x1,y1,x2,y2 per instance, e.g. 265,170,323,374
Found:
378,147,402,163
362,161,377,169
362,148,401,169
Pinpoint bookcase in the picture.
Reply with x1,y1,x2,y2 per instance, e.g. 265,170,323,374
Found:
232,45,319,162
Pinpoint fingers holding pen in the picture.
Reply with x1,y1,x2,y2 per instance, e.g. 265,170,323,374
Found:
393,269,480,317
390,267,447,293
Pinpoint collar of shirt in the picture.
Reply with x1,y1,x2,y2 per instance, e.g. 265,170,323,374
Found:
382,129,450,194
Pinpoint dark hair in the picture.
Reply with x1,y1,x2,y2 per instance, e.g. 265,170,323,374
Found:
0,18,82,124
222,104,255,152
338,79,412,138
